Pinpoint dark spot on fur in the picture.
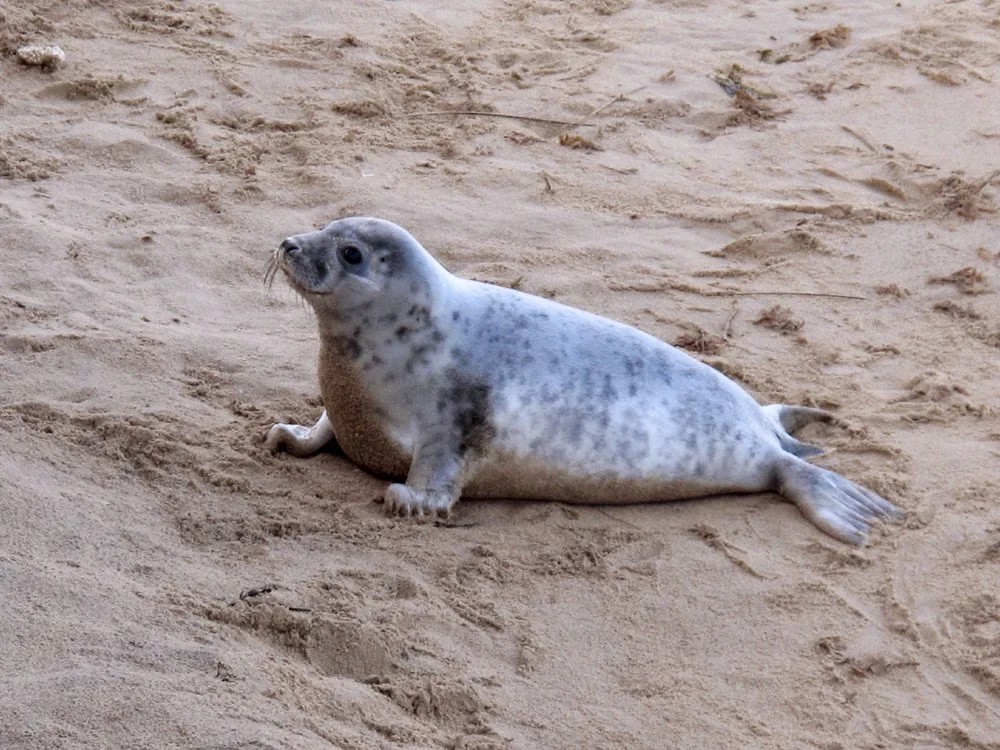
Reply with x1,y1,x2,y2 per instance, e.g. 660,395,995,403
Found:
452,311,461,322
628,383,638,397
540,385,560,404
376,251,399,277
331,335,362,360
566,414,584,444
444,372,496,456
602,375,618,401
404,341,440,374
624,357,645,378
616,439,637,471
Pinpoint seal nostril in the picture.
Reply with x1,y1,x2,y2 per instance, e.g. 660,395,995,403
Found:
280,239,300,254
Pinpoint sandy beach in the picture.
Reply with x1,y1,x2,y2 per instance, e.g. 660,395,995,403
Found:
2,0,999,747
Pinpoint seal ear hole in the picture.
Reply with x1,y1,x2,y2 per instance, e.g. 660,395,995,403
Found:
341,245,364,266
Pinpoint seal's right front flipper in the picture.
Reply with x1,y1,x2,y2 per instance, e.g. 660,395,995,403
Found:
385,438,470,518
266,410,336,457
775,455,904,546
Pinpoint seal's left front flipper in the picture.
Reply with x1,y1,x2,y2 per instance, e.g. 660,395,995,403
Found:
266,410,336,457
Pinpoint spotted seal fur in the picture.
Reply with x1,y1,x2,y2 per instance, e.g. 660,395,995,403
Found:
265,217,903,545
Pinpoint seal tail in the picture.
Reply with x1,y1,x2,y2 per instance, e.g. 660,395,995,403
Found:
762,404,834,458
774,454,904,546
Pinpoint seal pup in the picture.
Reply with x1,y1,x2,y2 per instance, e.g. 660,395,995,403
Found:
265,217,903,546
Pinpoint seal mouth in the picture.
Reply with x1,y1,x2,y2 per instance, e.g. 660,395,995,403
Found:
266,246,333,297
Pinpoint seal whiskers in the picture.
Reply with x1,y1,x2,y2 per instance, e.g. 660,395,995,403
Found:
264,252,280,291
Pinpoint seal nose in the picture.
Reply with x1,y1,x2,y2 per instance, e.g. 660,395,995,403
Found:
279,238,300,255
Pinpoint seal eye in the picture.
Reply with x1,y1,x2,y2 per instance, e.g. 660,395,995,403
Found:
341,245,363,266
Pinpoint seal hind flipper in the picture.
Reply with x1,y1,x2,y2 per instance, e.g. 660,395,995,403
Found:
762,404,835,433
775,455,904,546
777,433,825,459
765,404,832,457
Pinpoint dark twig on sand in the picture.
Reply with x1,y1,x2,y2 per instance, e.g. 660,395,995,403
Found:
840,125,877,152
567,85,648,128
728,290,868,300
407,110,594,127
722,301,740,339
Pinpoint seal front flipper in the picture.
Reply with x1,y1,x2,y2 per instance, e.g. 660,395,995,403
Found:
384,440,470,518
266,410,336,457
775,454,905,546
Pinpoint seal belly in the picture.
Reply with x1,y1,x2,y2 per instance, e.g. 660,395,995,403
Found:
464,453,758,503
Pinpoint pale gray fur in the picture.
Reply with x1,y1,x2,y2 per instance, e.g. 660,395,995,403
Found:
266,217,904,546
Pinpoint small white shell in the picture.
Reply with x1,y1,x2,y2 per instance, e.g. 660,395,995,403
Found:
16,44,66,69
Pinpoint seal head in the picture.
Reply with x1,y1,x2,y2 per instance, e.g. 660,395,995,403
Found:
270,217,452,320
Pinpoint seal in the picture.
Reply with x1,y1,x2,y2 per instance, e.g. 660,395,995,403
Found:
265,217,903,546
